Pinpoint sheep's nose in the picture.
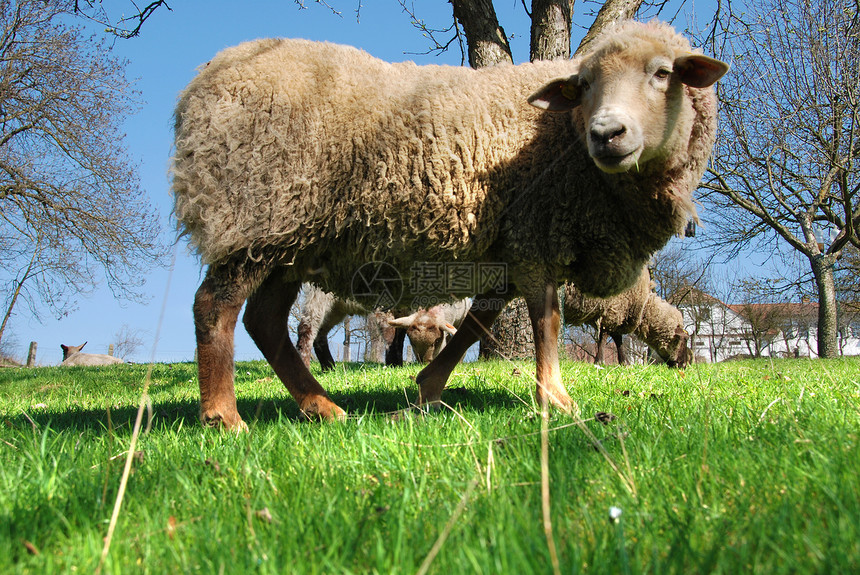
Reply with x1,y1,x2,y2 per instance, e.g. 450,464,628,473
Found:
590,118,627,145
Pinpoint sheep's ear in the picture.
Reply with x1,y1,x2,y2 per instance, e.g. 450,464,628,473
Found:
442,323,457,336
674,54,729,88
61,344,69,352
528,76,581,111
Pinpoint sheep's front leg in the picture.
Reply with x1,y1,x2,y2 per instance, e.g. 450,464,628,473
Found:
194,265,254,431
524,283,573,412
416,294,507,406
243,273,346,421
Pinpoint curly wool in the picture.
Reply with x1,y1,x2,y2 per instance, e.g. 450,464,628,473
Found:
172,21,719,301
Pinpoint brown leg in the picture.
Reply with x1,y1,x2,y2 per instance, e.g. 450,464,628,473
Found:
416,295,507,406
524,283,573,412
194,262,266,431
243,272,346,420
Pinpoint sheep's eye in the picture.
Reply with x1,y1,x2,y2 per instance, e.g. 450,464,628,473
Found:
654,68,671,80
579,78,591,91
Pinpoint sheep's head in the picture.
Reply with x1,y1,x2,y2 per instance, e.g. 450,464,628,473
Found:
61,342,87,360
528,21,728,174
389,312,457,363
661,326,691,369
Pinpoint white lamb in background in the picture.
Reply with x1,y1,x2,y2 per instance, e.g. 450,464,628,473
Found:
60,342,125,366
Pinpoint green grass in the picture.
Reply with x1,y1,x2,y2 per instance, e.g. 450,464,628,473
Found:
1,357,858,574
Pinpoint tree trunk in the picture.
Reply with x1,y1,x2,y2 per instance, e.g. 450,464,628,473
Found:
450,0,513,68
575,0,641,55
530,0,574,61
478,298,535,359
0,248,38,346
811,253,839,358
342,316,351,362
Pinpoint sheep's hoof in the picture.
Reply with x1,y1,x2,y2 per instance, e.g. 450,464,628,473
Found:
415,400,443,414
547,395,580,419
201,410,248,432
299,397,347,422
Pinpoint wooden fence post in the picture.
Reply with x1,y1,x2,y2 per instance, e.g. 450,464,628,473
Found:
27,341,37,367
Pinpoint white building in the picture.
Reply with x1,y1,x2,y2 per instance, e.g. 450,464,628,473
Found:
670,288,860,362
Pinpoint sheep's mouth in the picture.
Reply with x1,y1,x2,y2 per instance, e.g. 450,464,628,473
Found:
592,150,640,173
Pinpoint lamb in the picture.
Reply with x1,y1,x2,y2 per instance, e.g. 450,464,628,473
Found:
172,20,728,429
295,284,383,370
296,284,469,369
387,300,470,363
563,268,690,367
60,342,125,366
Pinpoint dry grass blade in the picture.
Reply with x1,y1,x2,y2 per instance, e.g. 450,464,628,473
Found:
95,250,175,575
541,405,561,575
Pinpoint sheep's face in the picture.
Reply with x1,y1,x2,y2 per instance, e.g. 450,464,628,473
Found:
407,318,446,363
528,40,728,174
662,326,691,369
389,311,458,363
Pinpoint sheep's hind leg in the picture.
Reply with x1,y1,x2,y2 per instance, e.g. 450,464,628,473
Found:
243,272,346,421
195,262,263,431
416,294,507,407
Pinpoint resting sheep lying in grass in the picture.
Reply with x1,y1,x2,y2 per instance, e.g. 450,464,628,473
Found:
172,20,728,429
60,342,125,366
563,269,690,367
296,285,469,369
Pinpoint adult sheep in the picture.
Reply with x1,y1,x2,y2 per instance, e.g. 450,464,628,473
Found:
173,20,728,429
563,268,690,367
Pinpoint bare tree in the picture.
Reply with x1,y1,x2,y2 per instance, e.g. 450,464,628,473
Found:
836,243,860,311
649,241,715,300
73,0,172,38
112,324,146,360
0,0,166,346
700,0,860,358
732,279,790,358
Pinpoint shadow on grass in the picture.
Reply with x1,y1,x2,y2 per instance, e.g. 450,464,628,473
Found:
2,385,527,434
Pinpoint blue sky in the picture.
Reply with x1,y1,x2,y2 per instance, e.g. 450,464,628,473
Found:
7,0,721,364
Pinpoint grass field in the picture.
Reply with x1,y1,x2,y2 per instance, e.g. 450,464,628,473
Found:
1,357,858,574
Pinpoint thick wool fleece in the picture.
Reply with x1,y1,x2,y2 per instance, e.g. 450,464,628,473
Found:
173,21,718,301
563,268,685,358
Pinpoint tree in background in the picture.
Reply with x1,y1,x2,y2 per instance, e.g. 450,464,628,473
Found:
112,324,146,360
72,0,171,38
732,279,791,358
700,0,860,358
0,0,166,346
